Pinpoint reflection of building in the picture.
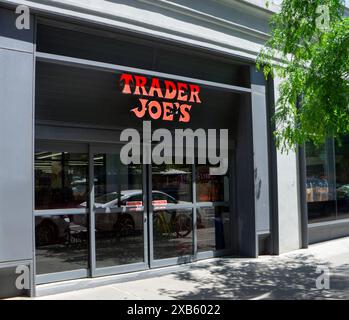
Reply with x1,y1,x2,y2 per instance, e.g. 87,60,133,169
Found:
153,168,191,202
0,1,348,299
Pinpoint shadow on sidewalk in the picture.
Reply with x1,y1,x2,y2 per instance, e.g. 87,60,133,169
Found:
158,254,349,300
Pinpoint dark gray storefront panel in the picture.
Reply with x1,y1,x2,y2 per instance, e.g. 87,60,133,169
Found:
235,94,257,257
309,219,349,244
0,262,32,298
234,67,271,257
0,48,34,262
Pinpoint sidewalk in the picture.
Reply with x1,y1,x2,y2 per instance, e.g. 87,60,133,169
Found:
27,237,349,300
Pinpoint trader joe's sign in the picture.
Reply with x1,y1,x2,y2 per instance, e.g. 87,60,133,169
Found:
120,73,202,123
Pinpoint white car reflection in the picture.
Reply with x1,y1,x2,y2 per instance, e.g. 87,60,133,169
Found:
80,190,191,238
35,190,231,246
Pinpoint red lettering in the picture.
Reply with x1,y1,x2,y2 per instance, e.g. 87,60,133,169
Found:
120,73,201,123
177,82,188,101
189,84,201,103
131,99,148,118
120,73,134,94
148,78,163,98
164,80,177,100
162,102,174,121
148,100,162,120
134,75,148,96
179,104,192,122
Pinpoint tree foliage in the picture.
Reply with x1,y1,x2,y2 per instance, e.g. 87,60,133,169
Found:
257,0,349,151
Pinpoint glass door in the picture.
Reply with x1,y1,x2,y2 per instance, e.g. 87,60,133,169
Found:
34,141,89,284
149,162,195,267
35,141,235,283
90,143,148,277
195,161,233,259
148,153,234,267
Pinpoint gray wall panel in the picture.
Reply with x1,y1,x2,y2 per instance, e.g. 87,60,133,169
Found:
273,76,301,253
0,47,34,262
250,67,270,233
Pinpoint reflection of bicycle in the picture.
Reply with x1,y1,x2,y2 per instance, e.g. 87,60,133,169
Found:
153,211,192,238
64,222,88,246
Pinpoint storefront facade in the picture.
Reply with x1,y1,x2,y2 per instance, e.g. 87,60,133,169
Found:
0,0,347,298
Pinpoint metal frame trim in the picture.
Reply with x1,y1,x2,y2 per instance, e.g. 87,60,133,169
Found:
35,269,88,285
309,217,349,228
196,248,235,260
150,255,195,268
34,209,87,216
88,144,96,277
94,262,148,277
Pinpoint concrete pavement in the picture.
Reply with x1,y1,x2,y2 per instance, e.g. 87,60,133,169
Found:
14,237,349,300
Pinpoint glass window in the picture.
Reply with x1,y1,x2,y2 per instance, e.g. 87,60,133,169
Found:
152,192,177,204
35,214,88,274
94,153,143,203
152,164,192,203
197,206,232,252
35,149,89,275
153,208,194,260
196,164,229,202
335,137,349,219
306,136,349,223
35,152,89,209
306,141,337,223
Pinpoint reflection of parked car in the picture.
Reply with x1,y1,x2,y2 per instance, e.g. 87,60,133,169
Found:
35,216,69,245
35,215,87,246
82,190,192,238
93,190,177,208
37,190,230,245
